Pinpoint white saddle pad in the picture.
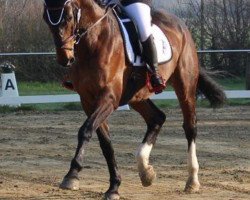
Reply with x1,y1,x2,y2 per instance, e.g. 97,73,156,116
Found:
118,18,172,67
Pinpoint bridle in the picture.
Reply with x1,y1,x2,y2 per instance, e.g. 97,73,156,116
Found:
44,0,116,51
44,0,82,50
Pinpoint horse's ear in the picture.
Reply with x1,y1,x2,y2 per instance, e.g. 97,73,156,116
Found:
77,9,81,23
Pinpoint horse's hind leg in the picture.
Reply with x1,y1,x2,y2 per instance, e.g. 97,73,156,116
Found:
97,122,121,200
172,66,200,192
130,99,166,187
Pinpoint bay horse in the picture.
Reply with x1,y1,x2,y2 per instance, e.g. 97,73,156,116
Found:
43,0,226,199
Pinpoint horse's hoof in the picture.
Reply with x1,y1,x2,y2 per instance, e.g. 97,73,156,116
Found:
184,177,200,193
59,177,79,190
104,192,120,200
139,165,156,187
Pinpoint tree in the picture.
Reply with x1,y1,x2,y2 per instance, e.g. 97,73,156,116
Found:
0,0,63,81
175,0,249,76
0,0,249,81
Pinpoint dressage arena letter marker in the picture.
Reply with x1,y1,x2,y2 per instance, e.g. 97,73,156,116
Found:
5,79,15,90
0,72,20,106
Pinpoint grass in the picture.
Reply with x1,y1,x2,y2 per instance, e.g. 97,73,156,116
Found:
0,77,249,112
18,82,75,95
153,77,249,108
215,77,246,90
153,98,250,108
153,99,210,109
0,105,36,114
1,81,81,112
0,103,83,113
226,99,250,106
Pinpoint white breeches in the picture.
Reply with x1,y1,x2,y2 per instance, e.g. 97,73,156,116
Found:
123,3,152,42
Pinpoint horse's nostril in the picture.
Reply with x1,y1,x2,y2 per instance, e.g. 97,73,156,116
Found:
65,58,75,67
69,58,75,64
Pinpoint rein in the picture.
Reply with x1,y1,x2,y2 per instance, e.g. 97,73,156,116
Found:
74,7,115,45
45,0,116,50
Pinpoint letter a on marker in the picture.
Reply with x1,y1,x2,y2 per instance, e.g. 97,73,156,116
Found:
5,79,15,90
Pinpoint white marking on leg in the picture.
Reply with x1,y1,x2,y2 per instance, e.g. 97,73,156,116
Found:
136,143,153,172
187,141,199,182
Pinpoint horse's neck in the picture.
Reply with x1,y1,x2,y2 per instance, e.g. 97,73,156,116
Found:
76,2,117,61
79,0,106,29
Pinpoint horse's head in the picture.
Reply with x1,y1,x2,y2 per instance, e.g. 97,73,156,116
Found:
43,0,82,67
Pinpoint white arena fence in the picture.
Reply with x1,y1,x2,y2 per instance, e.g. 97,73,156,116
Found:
0,50,249,109
0,90,250,104
0,49,250,56
0,90,249,111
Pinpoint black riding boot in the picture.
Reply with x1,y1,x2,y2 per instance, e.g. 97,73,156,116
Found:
141,35,166,94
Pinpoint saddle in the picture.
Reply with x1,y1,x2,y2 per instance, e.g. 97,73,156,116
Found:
112,6,172,67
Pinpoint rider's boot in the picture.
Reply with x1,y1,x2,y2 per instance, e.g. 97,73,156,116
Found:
142,35,166,94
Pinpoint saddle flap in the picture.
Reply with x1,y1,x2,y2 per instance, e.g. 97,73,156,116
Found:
152,25,172,64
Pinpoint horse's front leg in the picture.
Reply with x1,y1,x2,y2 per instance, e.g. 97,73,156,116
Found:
130,100,166,187
60,90,116,193
97,122,121,200
59,119,92,190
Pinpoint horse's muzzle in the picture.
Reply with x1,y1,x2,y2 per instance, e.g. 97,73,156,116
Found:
66,57,75,67
57,57,75,68
56,47,75,67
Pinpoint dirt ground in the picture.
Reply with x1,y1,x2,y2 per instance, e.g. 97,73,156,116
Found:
0,106,249,200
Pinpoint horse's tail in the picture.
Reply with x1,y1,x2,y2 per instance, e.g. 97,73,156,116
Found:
197,67,226,108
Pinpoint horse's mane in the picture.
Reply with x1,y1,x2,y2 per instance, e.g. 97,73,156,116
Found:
89,0,118,38
75,0,117,48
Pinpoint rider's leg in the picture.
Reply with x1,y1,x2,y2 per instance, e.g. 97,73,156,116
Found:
123,2,165,94
141,35,166,94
